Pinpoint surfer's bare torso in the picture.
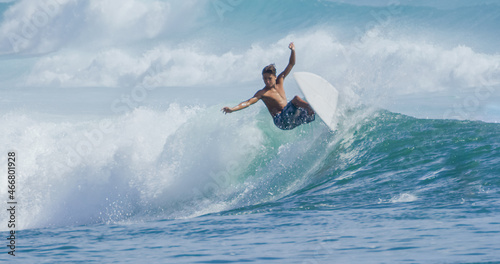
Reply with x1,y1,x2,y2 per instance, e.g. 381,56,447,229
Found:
255,75,288,117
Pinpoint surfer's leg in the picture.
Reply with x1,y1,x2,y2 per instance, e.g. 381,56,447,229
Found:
291,96,314,115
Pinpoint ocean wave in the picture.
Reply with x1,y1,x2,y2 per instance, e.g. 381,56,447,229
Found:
13,30,499,98
0,0,207,54
1,104,498,230
1,0,500,231
1,0,499,90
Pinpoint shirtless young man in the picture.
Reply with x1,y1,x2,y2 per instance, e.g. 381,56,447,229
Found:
222,42,315,130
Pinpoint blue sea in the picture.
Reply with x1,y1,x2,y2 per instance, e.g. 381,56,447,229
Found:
1,0,500,263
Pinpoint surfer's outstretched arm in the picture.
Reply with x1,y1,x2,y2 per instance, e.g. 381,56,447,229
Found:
222,96,259,114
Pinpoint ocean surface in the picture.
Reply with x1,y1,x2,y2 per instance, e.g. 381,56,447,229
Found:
1,0,500,263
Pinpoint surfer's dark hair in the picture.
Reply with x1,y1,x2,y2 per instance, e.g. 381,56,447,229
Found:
262,64,276,76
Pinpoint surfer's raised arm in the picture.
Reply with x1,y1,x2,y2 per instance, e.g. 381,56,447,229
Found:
277,42,296,81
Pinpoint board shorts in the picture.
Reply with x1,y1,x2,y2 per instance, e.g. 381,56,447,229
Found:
273,101,315,130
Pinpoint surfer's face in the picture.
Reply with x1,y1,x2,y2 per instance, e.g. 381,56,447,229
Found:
262,73,276,88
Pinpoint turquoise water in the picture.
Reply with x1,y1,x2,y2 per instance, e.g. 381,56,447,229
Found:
1,0,499,263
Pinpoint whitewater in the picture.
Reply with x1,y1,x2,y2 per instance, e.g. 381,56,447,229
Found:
0,0,499,263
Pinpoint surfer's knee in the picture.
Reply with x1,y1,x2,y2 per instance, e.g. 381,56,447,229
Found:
292,95,308,107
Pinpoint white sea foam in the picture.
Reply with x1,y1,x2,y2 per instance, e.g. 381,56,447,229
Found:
0,103,276,229
1,1,498,98
390,193,418,203
7,30,497,100
0,0,207,54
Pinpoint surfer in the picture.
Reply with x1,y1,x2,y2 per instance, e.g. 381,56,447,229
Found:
222,42,315,130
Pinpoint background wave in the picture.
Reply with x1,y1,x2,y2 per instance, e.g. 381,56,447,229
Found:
1,0,499,120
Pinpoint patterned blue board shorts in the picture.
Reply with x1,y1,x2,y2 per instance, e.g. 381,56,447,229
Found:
273,101,315,130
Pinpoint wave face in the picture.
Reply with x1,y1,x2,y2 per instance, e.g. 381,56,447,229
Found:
1,105,500,229
0,0,499,230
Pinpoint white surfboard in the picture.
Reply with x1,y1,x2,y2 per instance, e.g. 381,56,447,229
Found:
294,72,339,131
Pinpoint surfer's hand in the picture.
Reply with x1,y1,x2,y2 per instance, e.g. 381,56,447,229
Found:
289,42,295,51
222,107,233,114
